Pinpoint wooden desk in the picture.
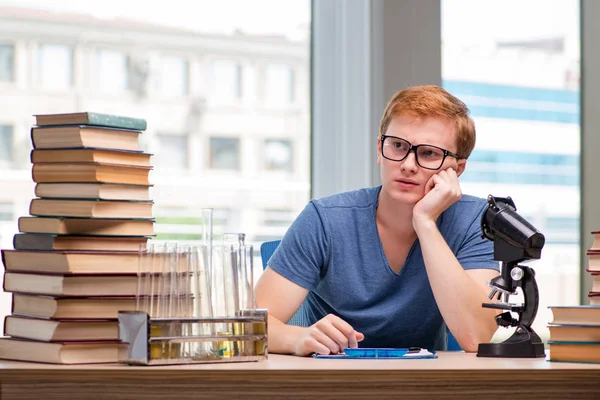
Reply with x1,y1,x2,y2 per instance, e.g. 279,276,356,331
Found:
0,352,599,399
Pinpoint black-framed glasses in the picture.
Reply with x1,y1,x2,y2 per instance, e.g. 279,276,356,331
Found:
380,135,460,170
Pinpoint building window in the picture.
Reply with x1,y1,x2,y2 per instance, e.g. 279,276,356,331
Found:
262,208,295,227
209,137,240,170
442,0,580,343
0,125,13,164
265,64,295,106
210,60,242,102
160,55,189,96
155,134,188,169
0,44,15,83
264,139,293,172
0,202,12,221
34,44,73,90
93,49,128,94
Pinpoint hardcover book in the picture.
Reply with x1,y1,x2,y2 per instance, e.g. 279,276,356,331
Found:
2,249,141,274
549,305,600,325
3,272,140,297
32,162,152,185
29,199,153,219
31,125,141,151
13,233,148,252
11,294,137,319
34,183,151,201
548,341,600,364
31,148,151,166
548,324,600,342
18,216,155,236
0,337,121,364
4,316,119,342
34,112,147,131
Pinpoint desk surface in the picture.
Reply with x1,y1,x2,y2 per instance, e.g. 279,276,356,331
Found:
0,352,599,399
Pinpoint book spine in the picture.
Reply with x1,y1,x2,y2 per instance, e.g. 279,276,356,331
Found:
87,113,147,131
29,126,35,148
13,233,56,251
0,249,7,271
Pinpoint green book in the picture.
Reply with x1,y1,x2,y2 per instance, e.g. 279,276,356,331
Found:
34,112,147,131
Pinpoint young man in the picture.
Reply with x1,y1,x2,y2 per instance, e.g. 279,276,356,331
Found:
255,85,500,356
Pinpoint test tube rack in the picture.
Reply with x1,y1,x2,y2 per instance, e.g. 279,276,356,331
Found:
118,309,268,365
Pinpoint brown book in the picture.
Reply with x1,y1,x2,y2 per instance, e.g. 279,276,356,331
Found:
32,162,151,185
2,272,164,297
30,199,153,219
34,111,147,131
18,216,155,236
3,272,139,296
31,148,151,166
2,250,140,274
4,316,119,342
35,182,151,201
549,305,600,325
0,337,120,364
591,230,600,251
548,324,600,342
13,233,148,252
31,125,141,151
590,292,600,306
549,342,600,364
586,271,600,293
11,293,137,319
588,250,600,272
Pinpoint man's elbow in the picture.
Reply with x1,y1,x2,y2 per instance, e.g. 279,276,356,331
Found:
456,328,496,353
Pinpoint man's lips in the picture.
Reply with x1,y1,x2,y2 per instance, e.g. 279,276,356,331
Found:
396,179,418,185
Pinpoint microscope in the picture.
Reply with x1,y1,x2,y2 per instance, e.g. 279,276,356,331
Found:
477,195,546,358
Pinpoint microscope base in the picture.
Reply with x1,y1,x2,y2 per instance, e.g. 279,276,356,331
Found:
477,340,545,358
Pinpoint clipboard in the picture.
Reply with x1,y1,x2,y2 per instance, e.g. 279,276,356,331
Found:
313,347,437,359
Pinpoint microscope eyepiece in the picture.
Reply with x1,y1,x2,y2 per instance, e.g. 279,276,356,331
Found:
481,195,545,263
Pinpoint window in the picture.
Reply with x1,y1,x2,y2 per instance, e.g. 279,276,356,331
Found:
33,44,73,90
442,0,580,342
0,0,310,304
0,44,14,83
210,60,242,102
265,64,295,106
264,139,293,172
160,55,189,96
209,137,240,170
155,134,188,169
93,49,128,94
0,125,13,164
0,202,12,221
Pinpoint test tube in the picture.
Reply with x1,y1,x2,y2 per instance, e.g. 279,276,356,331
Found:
201,208,213,289
137,242,153,313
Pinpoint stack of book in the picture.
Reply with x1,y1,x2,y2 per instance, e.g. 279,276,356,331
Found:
586,230,600,305
547,230,600,363
0,112,155,364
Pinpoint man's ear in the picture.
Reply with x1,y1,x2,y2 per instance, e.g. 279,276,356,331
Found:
456,159,467,177
376,137,382,164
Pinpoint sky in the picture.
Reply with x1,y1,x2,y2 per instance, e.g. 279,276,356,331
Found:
442,0,580,43
0,0,580,48
0,0,311,38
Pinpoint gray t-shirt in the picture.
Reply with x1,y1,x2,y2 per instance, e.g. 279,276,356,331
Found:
267,186,499,350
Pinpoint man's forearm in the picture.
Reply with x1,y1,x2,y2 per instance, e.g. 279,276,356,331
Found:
415,220,498,352
266,315,306,355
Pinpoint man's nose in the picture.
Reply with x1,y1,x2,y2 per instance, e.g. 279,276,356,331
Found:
401,150,419,171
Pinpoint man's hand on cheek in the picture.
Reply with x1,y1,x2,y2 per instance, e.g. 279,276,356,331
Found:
412,168,462,230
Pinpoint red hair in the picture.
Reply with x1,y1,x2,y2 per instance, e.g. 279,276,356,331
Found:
379,85,476,159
